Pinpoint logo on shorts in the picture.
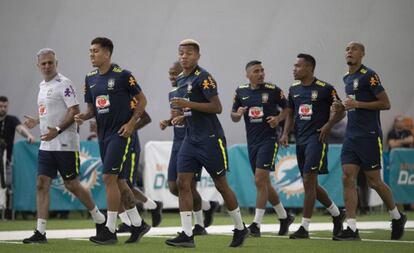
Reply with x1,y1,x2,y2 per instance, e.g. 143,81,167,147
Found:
273,153,303,198
216,169,225,175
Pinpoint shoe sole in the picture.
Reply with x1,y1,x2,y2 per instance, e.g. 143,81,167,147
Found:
332,237,361,241
289,236,309,239
165,241,195,248
89,238,118,245
22,240,47,244
193,231,208,236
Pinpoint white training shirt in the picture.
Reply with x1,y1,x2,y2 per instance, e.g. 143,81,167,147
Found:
37,73,80,151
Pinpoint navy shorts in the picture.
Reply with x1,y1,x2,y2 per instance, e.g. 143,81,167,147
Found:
341,136,383,170
248,138,279,173
38,150,80,180
168,142,202,182
98,133,136,180
296,134,328,175
177,136,228,178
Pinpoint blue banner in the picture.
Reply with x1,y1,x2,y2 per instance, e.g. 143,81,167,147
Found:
389,148,414,203
227,144,344,208
12,140,107,211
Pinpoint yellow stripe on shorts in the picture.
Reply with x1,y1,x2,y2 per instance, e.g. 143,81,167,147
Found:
119,137,131,172
318,143,327,170
218,138,228,169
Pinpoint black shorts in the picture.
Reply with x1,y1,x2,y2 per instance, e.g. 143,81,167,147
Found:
296,134,328,175
341,136,382,170
248,138,279,173
38,150,80,180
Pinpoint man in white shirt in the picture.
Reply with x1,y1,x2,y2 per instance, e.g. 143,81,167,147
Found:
22,48,106,244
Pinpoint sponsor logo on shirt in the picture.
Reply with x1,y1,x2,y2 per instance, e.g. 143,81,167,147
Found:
39,104,47,117
248,106,264,123
299,104,312,120
95,95,110,114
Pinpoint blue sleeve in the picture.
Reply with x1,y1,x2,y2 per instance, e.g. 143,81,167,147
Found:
328,85,341,105
276,87,287,109
122,70,142,96
287,87,294,109
367,70,385,95
198,71,218,100
84,76,93,103
231,89,241,112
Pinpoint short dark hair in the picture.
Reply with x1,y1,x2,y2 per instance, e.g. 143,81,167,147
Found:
91,37,114,55
297,53,316,71
0,96,8,102
245,60,262,71
179,43,199,53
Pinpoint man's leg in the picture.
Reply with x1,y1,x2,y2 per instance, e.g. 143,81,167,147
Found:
267,178,294,235
64,179,106,224
118,179,150,243
333,164,361,241
315,184,343,237
191,180,207,235
131,187,163,227
249,168,269,237
364,170,407,240
213,175,249,247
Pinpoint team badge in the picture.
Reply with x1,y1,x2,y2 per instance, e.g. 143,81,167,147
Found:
262,93,269,103
47,88,53,96
311,90,318,101
187,83,192,94
353,79,359,90
107,78,115,90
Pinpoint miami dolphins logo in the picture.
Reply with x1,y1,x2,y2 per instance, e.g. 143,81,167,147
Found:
51,149,102,201
273,153,303,198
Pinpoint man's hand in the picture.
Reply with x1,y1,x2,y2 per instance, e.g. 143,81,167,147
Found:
266,116,281,128
118,121,135,138
317,123,332,143
74,113,86,125
40,126,59,141
344,96,358,110
170,97,190,109
160,120,169,130
23,115,39,129
279,134,289,148
171,115,185,126
27,134,36,144
331,100,345,112
235,106,247,117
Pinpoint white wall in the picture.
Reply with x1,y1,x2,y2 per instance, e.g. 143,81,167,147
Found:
1,0,413,145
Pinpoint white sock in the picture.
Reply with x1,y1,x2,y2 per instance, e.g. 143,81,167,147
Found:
201,199,211,211
273,203,287,219
253,208,265,226
347,219,357,232
193,210,204,226
228,207,244,230
106,211,118,233
89,206,106,224
118,211,131,226
37,218,47,234
326,203,340,217
180,211,193,236
301,217,311,231
143,198,157,210
126,206,143,227
389,207,401,220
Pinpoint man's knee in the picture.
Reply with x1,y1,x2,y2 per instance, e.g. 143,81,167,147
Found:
63,179,79,192
36,176,51,193
168,181,179,196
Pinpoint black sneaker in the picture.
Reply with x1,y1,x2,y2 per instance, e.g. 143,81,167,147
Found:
117,223,131,233
125,221,151,243
391,212,407,240
333,227,360,241
229,225,249,247
22,230,47,244
89,226,117,245
96,222,106,236
204,201,219,228
248,222,261,237
279,214,295,235
289,226,309,239
193,224,208,236
151,201,163,227
332,209,346,237
165,231,195,248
